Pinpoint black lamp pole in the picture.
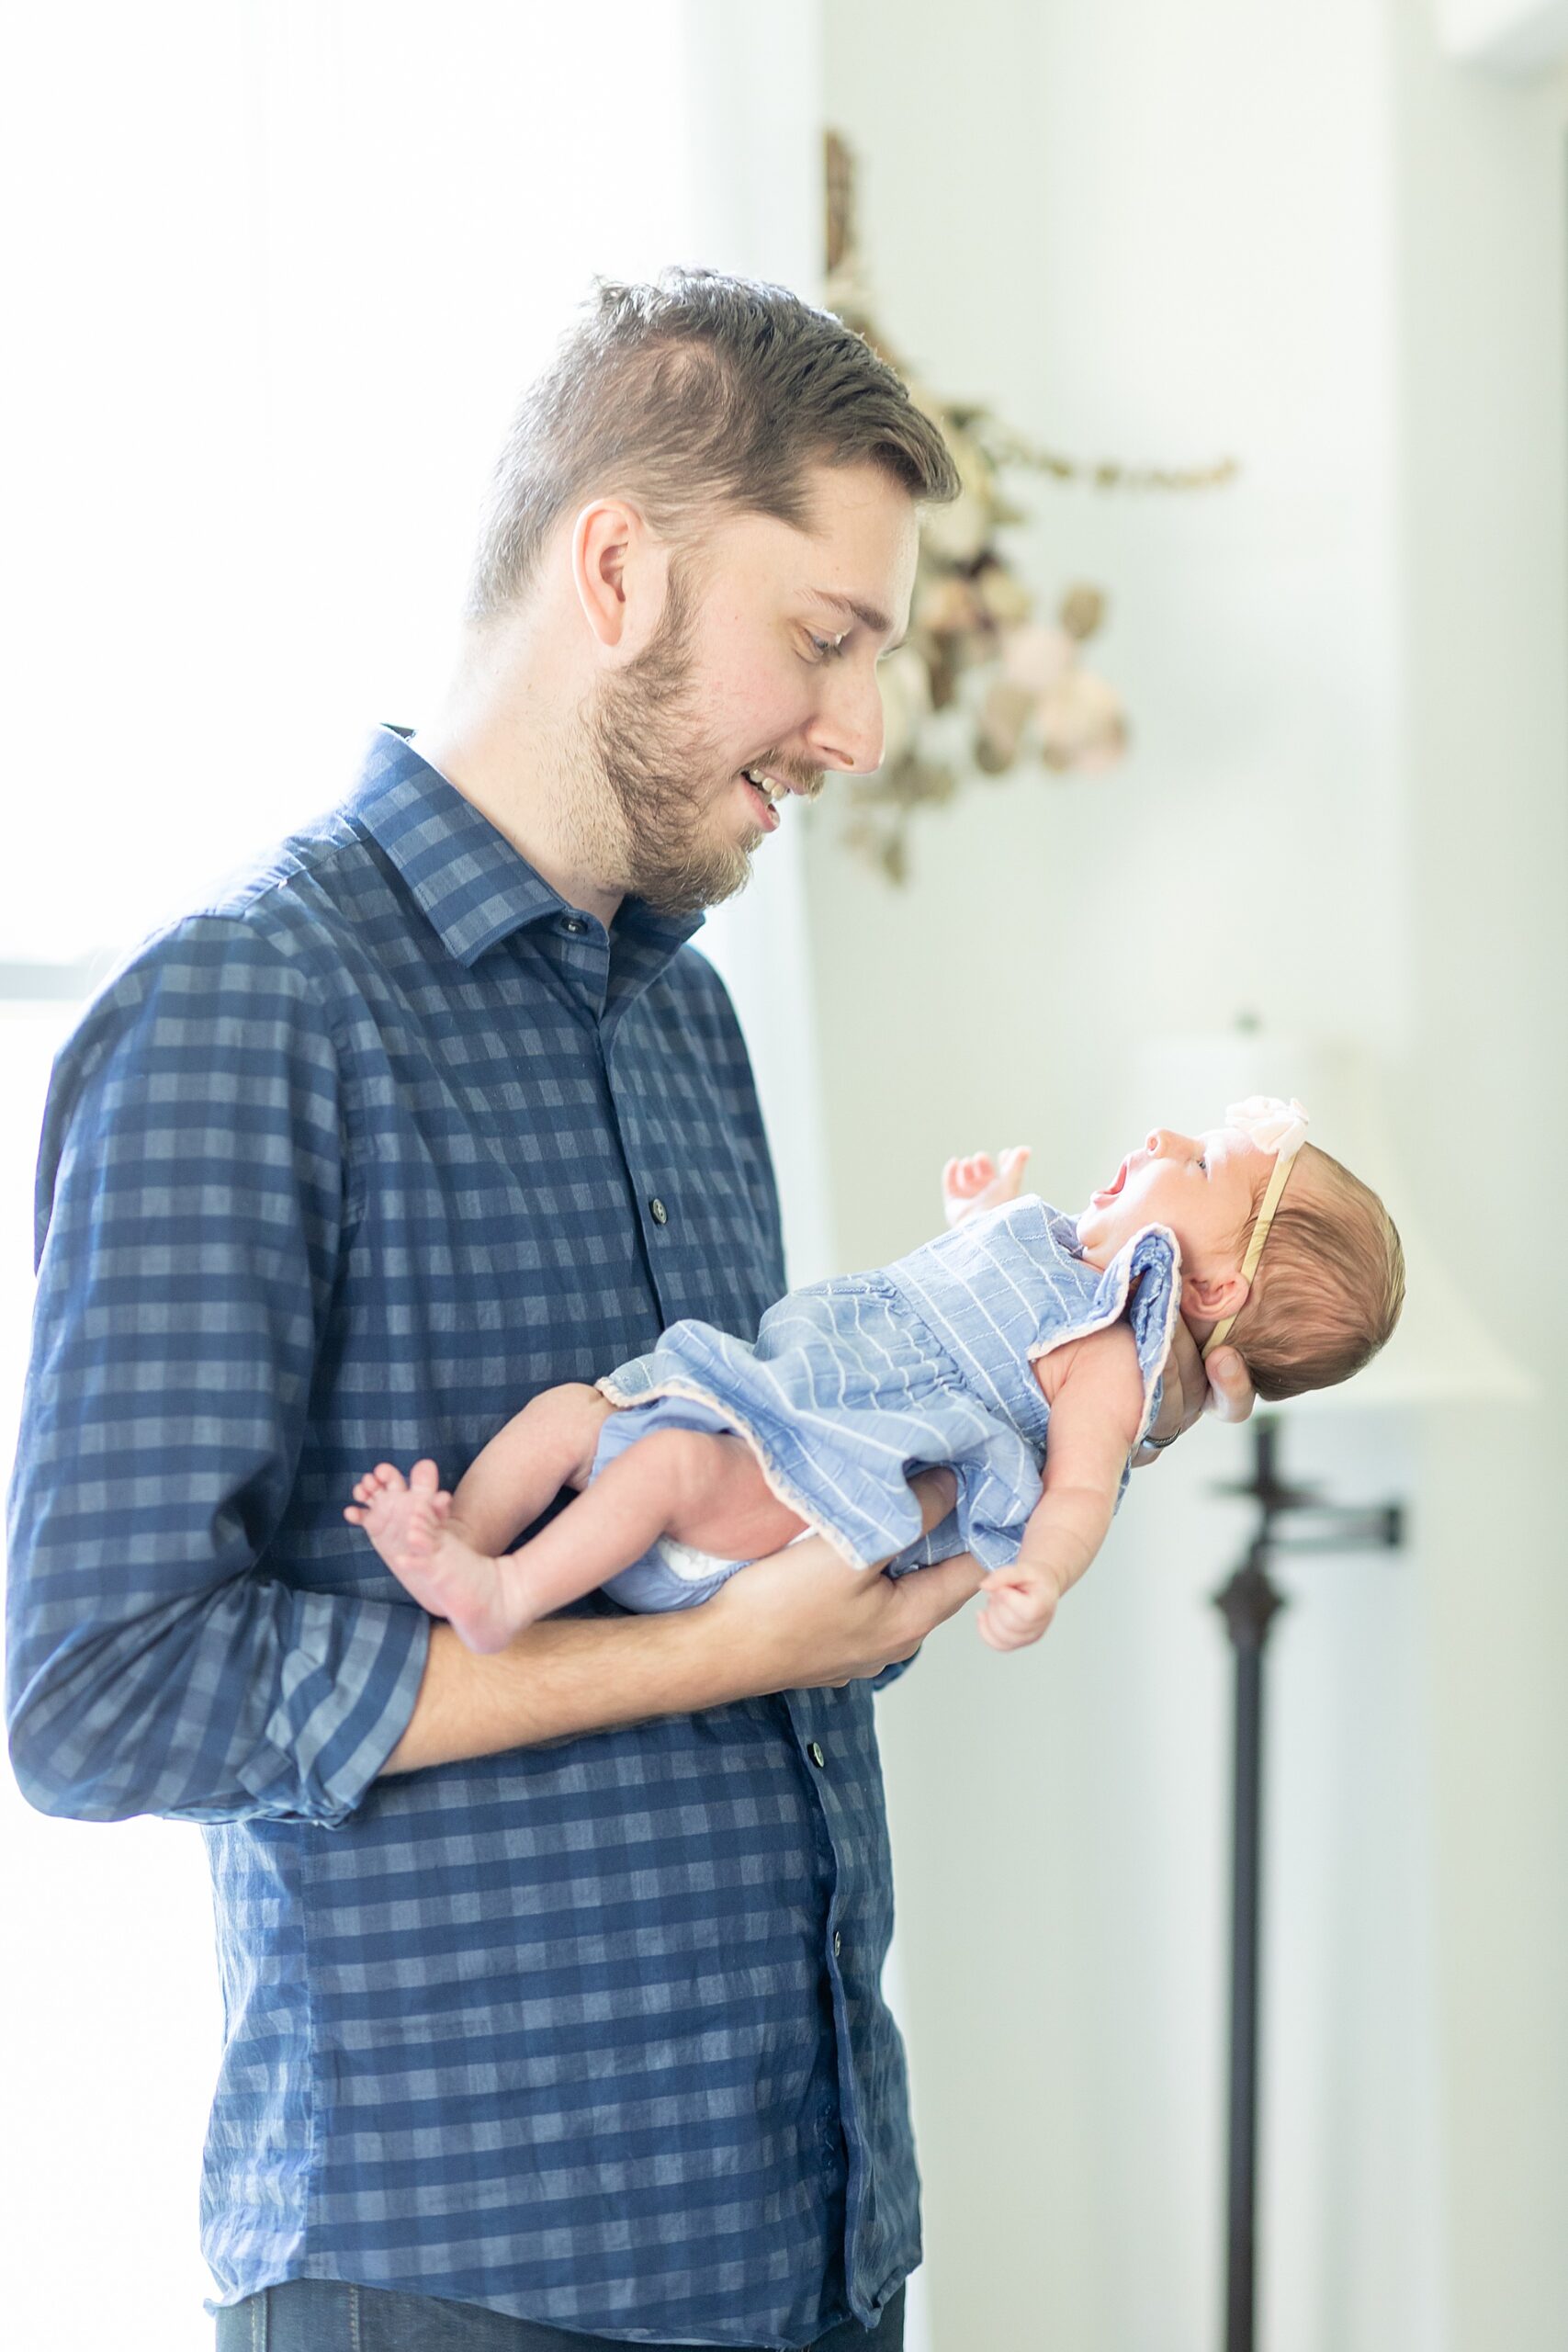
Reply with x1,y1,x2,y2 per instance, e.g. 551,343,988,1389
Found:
1213,1414,1402,2352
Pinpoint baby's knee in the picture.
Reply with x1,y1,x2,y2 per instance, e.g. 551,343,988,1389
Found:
535,1379,608,1427
631,1427,726,1512
526,1380,612,1456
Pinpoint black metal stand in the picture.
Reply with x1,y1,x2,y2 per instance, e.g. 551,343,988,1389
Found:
1213,1415,1402,2352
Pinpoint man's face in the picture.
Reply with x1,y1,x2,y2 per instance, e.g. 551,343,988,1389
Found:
586,459,919,913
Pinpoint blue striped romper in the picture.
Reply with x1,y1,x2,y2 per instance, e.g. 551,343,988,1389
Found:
590,1193,1183,1611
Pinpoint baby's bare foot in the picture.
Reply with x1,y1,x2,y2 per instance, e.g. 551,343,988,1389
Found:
344,1460,451,1571
344,1459,515,1652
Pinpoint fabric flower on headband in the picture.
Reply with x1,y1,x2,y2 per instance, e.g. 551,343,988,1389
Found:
1224,1097,1310,1159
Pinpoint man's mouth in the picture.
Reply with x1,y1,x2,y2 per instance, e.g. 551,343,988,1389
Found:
738,762,827,837
739,766,783,833
1090,1157,1130,1209
738,763,815,834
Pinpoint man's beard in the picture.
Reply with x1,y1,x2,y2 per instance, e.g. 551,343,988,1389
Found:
579,558,759,917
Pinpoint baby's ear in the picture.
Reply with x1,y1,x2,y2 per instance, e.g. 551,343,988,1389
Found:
1185,1269,1250,1320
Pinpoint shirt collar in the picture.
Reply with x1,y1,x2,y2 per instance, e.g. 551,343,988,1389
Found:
345,727,705,971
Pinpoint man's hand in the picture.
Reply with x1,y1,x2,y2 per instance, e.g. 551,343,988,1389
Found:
942,1146,1031,1227
1133,1317,1255,1464
704,1468,982,1690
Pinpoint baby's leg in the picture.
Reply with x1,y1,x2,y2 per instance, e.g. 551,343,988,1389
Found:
357,1423,805,1653
448,1383,614,1552
493,1425,807,1629
344,1383,612,1647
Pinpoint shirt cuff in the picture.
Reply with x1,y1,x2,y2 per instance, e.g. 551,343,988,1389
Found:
243,1592,432,1827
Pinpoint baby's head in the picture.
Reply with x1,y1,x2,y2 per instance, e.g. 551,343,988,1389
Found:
1076,1099,1404,1403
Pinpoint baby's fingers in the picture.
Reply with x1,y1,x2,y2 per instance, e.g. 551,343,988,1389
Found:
977,1602,1039,1653
977,1577,1055,1647
973,1571,1034,1609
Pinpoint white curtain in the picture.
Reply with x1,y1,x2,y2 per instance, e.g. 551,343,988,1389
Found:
0,8,830,2346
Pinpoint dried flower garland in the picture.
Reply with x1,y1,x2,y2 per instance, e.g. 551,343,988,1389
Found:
822,130,1236,884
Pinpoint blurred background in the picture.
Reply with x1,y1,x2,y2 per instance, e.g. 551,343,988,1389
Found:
2,4,1564,2347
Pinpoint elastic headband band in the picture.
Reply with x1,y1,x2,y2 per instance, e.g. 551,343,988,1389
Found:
1200,1096,1310,1362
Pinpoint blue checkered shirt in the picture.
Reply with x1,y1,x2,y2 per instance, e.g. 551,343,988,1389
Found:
6,729,920,2348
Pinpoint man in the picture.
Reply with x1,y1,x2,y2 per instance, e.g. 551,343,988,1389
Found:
7,270,1249,2351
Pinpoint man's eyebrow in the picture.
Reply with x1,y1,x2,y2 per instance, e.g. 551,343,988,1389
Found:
808,590,907,650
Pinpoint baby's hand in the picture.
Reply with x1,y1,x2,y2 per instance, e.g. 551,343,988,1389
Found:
975,1562,1059,1652
942,1146,1031,1228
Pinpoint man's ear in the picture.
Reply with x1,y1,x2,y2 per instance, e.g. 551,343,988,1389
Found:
570,498,656,653
1185,1268,1251,1321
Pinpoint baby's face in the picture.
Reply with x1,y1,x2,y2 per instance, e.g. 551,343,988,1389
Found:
1076,1122,1276,1279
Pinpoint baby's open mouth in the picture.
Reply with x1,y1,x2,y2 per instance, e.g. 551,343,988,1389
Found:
1090,1157,1130,1208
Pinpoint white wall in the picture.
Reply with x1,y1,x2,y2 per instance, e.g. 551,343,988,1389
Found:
1438,0,1568,70
1391,7,1568,2343
814,3,1566,2346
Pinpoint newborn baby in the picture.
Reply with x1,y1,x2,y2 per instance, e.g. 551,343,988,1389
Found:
346,1098,1404,1655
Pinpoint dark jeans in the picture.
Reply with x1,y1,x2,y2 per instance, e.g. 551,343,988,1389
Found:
215,2277,905,2352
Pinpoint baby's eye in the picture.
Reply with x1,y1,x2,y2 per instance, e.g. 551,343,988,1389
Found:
1197,1156,1209,1174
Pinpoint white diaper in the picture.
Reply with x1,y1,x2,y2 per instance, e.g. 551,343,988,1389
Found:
650,1534,746,1583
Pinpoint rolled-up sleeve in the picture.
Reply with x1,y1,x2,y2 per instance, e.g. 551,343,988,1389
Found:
5,919,428,1826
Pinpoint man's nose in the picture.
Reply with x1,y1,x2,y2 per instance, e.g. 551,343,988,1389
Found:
809,666,886,776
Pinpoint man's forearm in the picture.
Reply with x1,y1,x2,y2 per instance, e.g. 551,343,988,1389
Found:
378,1605,736,1775
379,1475,979,1777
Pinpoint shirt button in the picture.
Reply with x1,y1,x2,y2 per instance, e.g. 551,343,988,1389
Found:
649,1197,669,1226
832,1929,841,1960
808,1741,826,1769
561,916,585,935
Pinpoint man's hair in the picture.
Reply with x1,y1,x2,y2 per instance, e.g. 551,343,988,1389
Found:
466,266,960,623
1230,1144,1405,1404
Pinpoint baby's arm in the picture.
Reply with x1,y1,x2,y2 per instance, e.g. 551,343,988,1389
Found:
942,1146,1031,1227
977,1325,1147,1652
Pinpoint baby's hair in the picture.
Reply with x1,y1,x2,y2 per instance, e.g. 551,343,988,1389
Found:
1228,1144,1405,1404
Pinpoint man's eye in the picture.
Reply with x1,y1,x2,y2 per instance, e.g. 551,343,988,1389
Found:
806,633,843,660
